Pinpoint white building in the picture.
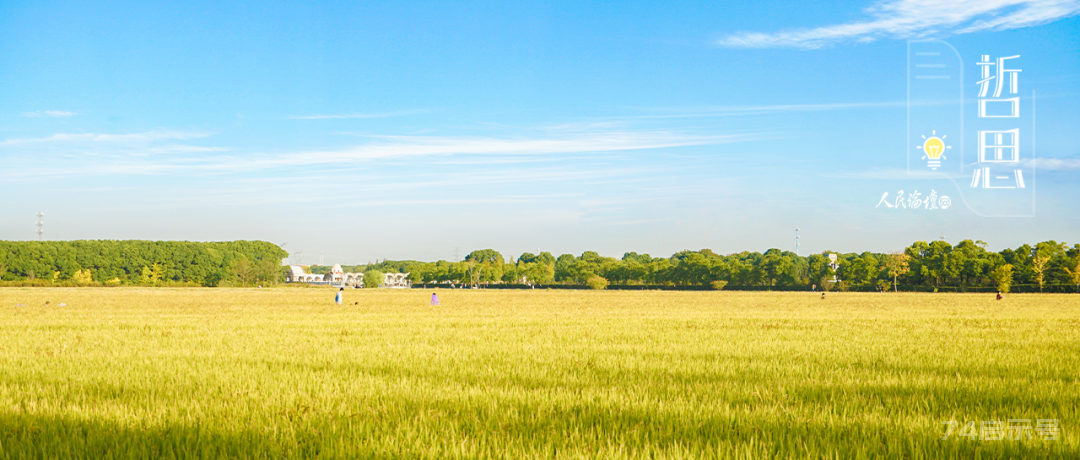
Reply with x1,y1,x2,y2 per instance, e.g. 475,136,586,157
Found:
382,272,411,288
324,264,365,286
286,265,325,283
286,264,410,288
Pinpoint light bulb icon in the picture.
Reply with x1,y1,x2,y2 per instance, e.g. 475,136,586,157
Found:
918,130,950,170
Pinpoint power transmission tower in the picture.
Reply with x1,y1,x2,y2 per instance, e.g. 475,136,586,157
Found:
319,252,325,266
454,247,461,262
36,212,44,240
795,228,800,256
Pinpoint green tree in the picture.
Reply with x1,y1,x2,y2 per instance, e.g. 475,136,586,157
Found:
254,258,282,284
140,263,164,284
231,258,255,285
1063,256,1080,293
668,251,716,286
952,240,992,288
760,249,795,287
1031,249,1051,293
554,254,576,282
846,252,880,289
464,249,504,284
364,269,384,288
882,251,910,292
990,264,1014,293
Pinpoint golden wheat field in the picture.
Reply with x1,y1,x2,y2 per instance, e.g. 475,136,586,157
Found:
0,287,1077,459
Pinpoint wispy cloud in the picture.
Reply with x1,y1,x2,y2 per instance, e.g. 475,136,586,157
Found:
284,110,426,120
629,101,908,119
718,0,1080,49
821,157,1080,179
148,145,229,154
1029,157,1080,170
0,130,210,146
0,125,747,179
821,168,961,180
268,131,739,165
22,110,77,118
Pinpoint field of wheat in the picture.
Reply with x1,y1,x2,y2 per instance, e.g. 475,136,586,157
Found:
0,287,1076,459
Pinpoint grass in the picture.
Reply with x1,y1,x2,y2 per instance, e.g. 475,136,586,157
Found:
0,288,1077,459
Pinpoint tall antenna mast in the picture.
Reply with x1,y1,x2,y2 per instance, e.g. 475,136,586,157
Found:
795,228,800,256
36,212,44,241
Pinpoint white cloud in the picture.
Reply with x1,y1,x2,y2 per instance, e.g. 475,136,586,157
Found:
0,130,211,146
717,0,1080,49
1029,157,1080,170
148,145,229,154
628,101,909,119
284,110,426,120
821,168,961,179
0,125,746,179
260,131,744,166
22,110,77,117
822,157,1080,179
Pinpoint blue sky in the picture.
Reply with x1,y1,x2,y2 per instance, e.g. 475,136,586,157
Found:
2,0,1078,263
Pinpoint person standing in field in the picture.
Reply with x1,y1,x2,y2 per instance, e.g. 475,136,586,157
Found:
335,287,344,305
431,293,440,305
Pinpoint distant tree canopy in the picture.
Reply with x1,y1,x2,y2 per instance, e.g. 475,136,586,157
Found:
0,240,287,286
318,239,1080,292
5,239,1079,291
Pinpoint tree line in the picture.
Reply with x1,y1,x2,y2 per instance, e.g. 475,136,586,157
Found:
3,239,1079,292
331,240,1080,292
0,240,287,286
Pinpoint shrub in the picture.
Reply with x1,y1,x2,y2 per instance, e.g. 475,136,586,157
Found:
710,280,728,291
364,269,384,288
72,269,94,285
586,276,609,290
